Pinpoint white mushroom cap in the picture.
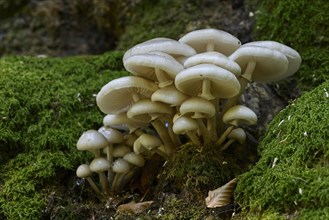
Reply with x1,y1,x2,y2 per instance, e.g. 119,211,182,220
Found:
123,152,145,167
229,45,289,82
175,63,240,100
113,144,132,158
123,37,196,61
243,41,301,79
222,105,257,127
96,76,158,114
76,164,93,178
77,130,109,152
172,115,199,134
179,28,241,55
133,134,162,154
112,158,131,174
228,128,246,144
89,157,111,173
151,85,190,107
127,99,173,122
98,126,124,144
179,97,216,119
103,113,148,133
183,51,241,76
124,52,184,87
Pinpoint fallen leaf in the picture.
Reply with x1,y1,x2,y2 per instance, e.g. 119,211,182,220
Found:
116,201,154,214
205,178,237,208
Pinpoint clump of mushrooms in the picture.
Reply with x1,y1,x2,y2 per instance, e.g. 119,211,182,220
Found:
76,28,301,196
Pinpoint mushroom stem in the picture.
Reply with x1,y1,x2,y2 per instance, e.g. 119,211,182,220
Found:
219,139,236,151
241,60,256,82
186,131,201,145
208,98,219,141
167,120,182,147
85,177,102,196
216,125,235,146
196,118,211,144
132,92,141,102
199,79,215,100
98,172,110,194
105,145,114,183
151,119,176,155
155,68,173,88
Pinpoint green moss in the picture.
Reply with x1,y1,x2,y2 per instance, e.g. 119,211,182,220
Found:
0,51,127,219
117,0,200,50
160,143,243,196
235,81,329,219
253,0,329,90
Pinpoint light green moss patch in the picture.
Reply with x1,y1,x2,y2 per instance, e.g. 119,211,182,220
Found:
0,51,127,219
253,0,329,90
235,80,329,219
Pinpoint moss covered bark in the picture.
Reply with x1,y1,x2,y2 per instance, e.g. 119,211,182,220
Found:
235,81,329,219
0,52,128,219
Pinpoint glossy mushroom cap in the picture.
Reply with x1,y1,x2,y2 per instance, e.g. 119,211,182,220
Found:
179,28,241,55
179,97,216,119
151,85,189,107
175,63,240,100
228,128,246,144
112,158,131,174
113,144,131,158
229,45,289,82
133,134,162,154
172,115,199,134
103,113,148,133
127,99,173,122
243,41,301,79
183,51,241,76
77,130,109,152
89,157,111,173
123,37,196,61
123,152,145,167
222,105,258,127
98,126,124,144
76,164,93,178
124,52,184,87
96,76,158,114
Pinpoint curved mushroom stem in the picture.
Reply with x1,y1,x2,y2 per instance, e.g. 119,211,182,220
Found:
219,139,236,151
167,120,182,147
199,79,215,100
196,118,211,144
111,173,122,193
186,131,201,145
151,119,176,155
155,68,173,88
85,177,102,196
216,125,235,146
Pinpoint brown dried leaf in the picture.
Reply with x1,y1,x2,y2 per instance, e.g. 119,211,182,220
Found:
116,201,154,214
205,178,237,208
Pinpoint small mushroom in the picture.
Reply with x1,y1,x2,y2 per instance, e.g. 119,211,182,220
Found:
216,105,257,146
76,164,101,195
77,130,109,158
89,157,111,194
172,114,200,145
133,133,168,159
111,158,131,192
219,128,246,151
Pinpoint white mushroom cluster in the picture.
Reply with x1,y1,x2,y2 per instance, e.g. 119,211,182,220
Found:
76,28,301,195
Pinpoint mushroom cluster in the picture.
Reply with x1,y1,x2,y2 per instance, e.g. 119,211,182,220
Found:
76,28,301,196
